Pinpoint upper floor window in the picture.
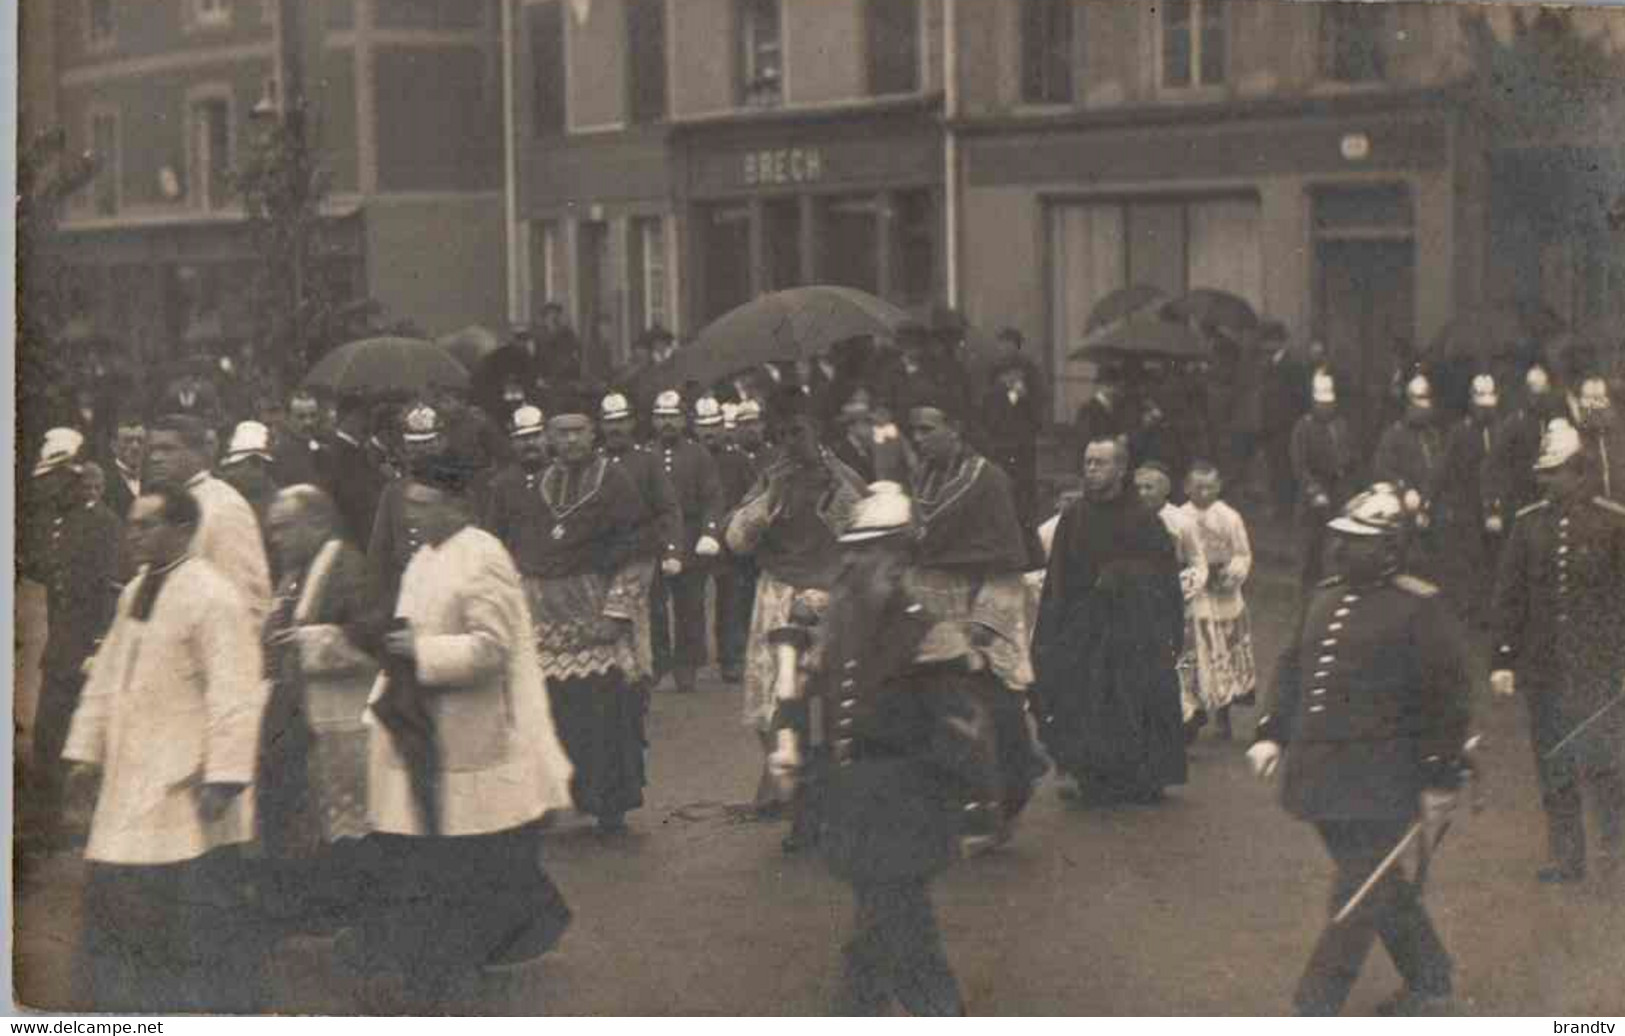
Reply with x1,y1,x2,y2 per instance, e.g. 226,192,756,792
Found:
190,0,232,30
737,0,782,108
376,0,482,30
866,0,918,96
89,109,119,216
628,0,667,124
1162,0,1225,89
530,0,566,136
86,0,116,48
188,93,232,209
1021,0,1074,104
1320,3,1387,83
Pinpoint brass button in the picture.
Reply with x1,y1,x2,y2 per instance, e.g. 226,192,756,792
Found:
1318,655,1335,665
1309,704,1326,713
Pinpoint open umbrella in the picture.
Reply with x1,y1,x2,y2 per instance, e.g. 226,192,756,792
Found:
1425,302,1566,363
1086,285,1169,333
633,286,913,396
1162,288,1260,339
1071,308,1208,362
437,324,503,373
304,335,469,397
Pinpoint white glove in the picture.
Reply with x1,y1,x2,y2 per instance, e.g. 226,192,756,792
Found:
1490,670,1516,697
661,558,683,577
1485,514,1504,535
695,535,721,557
1246,741,1281,780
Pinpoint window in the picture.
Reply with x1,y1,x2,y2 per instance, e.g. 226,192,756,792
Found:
1049,196,1260,418
628,0,667,124
1320,3,1387,83
531,220,562,306
1021,0,1074,104
737,0,782,108
632,217,668,332
188,94,232,209
376,0,481,30
89,110,119,215
890,189,936,306
191,0,232,29
1162,0,1225,89
819,195,881,295
866,0,918,96
86,0,115,47
530,1,566,136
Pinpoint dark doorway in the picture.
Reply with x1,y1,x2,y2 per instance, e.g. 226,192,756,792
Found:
1313,238,1415,457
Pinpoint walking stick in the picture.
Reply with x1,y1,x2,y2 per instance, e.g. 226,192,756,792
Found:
1332,822,1422,925
1542,691,1625,762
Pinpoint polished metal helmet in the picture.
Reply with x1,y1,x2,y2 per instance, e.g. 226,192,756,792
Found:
1328,482,1411,537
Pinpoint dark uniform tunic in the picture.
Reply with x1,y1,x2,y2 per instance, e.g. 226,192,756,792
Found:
802,569,968,1016
24,498,122,826
1492,494,1625,877
1290,413,1360,589
1431,413,1505,625
366,477,423,613
650,438,723,684
1257,572,1470,1016
320,431,388,552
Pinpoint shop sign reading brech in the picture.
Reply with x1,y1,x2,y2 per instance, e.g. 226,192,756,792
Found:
743,147,824,188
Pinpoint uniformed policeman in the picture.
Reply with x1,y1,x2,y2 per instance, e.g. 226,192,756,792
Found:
1248,482,1472,1017
788,483,971,1016
482,404,549,525
649,389,724,693
1491,418,1625,886
366,403,446,610
21,430,122,849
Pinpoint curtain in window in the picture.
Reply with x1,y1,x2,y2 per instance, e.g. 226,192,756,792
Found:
1049,204,1126,422
1186,198,1262,314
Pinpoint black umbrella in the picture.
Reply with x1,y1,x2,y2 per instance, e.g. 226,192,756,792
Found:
630,286,913,399
1071,308,1208,362
1162,288,1261,339
1086,285,1170,333
437,325,504,373
304,336,470,398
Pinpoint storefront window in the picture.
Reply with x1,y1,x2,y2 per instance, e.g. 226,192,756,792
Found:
633,217,669,332
819,195,881,296
703,204,753,322
891,189,935,307
529,220,562,308
764,199,803,292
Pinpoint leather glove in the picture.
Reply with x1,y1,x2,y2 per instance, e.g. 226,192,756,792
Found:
695,535,721,557
1246,740,1282,780
1490,670,1516,697
1485,514,1504,535
661,557,683,577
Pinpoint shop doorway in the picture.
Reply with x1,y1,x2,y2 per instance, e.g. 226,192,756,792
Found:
577,220,617,377
1313,238,1415,457
701,204,753,324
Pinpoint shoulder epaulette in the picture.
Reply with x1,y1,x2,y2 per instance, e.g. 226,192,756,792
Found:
1515,499,1550,519
1316,575,1345,589
1392,573,1439,598
1593,496,1625,519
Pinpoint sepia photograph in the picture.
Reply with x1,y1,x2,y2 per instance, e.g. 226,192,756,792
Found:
8,0,1625,1018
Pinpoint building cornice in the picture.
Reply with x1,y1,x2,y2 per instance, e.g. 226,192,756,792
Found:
947,85,1461,138
60,42,274,87
668,91,944,134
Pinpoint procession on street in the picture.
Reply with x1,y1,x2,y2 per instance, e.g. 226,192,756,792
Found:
12,0,1625,1019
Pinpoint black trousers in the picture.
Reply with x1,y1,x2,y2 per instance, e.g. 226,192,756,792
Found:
713,558,755,673
1295,819,1453,1016
651,565,709,679
27,670,85,829
75,848,267,1013
834,877,963,1016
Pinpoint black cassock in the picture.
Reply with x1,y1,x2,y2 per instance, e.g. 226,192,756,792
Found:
1031,491,1186,796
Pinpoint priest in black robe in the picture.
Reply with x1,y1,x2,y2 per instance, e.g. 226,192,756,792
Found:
1031,434,1186,804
